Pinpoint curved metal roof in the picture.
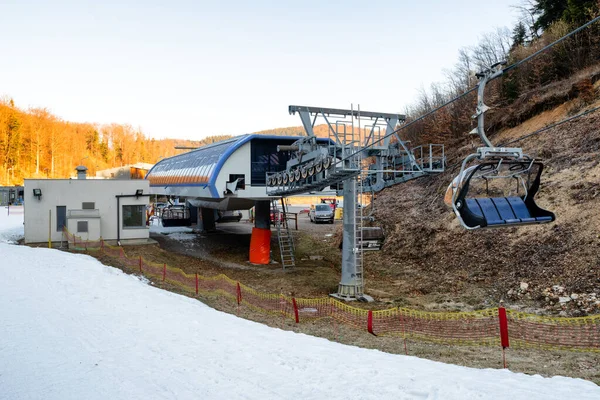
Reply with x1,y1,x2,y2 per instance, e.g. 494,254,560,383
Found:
146,134,318,198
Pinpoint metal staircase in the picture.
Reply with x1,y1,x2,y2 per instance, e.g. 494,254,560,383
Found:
271,197,295,269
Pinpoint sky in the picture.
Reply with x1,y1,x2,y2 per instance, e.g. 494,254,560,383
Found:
0,0,520,140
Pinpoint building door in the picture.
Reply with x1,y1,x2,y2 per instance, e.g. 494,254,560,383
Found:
56,206,67,232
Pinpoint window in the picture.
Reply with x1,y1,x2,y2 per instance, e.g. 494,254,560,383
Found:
250,140,292,186
82,202,95,210
228,174,246,190
77,221,88,233
57,206,66,232
122,205,145,228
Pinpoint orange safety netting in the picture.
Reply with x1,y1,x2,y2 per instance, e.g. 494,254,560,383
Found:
61,228,600,353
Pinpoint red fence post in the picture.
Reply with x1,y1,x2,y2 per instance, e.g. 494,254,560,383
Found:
162,263,166,282
236,282,242,305
367,310,376,336
195,273,199,295
498,306,510,368
139,256,143,272
292,298,299,323
498,307,510,348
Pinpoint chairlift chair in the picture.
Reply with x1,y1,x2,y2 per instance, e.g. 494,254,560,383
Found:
450,61,555,229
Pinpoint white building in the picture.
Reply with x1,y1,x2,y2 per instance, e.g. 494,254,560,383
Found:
24,172,150,245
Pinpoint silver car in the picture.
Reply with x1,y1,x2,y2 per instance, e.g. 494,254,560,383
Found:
309,204,334,224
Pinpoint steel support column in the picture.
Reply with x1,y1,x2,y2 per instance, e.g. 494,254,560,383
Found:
331,179,371,301
197,207,216,232
254,200,271,230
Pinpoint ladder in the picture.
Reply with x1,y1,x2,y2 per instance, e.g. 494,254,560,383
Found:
272,197,295,269
352,171,365,295
353,113,365,296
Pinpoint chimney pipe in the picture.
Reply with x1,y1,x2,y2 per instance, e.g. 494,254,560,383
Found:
75,165,88,180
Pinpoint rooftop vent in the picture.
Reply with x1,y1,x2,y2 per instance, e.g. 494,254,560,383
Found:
75,165,88,180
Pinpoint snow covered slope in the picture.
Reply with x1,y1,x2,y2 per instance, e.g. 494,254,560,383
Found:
1,211,599,399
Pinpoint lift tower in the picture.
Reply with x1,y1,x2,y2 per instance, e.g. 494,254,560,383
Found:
266,105,445,301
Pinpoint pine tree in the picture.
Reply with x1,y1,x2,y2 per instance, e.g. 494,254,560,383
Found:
532,0,569,31
531,0,598,32
511,21,528,49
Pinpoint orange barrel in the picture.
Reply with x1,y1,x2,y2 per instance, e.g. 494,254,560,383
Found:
249,227,271,264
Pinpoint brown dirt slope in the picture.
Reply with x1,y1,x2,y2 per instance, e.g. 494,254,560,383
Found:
368,72,600,316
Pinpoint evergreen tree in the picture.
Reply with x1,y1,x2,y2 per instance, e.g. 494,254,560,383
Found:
532,0,569,31
531,0,598,32
511,21,528,49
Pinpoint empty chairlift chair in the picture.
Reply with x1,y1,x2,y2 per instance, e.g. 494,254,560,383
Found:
450,60,555,230
454,160,555,229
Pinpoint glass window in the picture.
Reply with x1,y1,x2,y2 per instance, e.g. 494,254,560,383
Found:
123,205,145,228
82,202,95,210
77,221,88,233
250,139,293,185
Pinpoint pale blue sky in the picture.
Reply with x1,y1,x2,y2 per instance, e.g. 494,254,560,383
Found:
0,0,519,139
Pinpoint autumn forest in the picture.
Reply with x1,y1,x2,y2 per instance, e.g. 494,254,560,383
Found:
0,98,233,185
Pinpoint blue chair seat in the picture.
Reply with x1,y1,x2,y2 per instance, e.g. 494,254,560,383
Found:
463,196,553,227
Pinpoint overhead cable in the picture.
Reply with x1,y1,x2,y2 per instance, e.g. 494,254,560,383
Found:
339,15,600,163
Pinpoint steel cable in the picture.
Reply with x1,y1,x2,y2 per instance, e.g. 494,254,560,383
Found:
337,15,600,164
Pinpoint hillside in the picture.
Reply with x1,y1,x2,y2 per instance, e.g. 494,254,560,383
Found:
254,124,373,140
366,68,600,316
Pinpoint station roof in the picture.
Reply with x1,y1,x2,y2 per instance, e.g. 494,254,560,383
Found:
145,134,324,197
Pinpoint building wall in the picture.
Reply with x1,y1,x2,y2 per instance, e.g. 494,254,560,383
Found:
215,142,272,199
24,179,149,244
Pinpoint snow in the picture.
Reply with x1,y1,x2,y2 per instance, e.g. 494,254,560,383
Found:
0,205,24,244
1,211,599,399
149,222,196,242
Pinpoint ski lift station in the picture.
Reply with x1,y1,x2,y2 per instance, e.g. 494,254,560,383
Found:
147,106,446,301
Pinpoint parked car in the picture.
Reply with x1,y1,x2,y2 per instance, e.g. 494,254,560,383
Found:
309,204,334,224
217,210,242,223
